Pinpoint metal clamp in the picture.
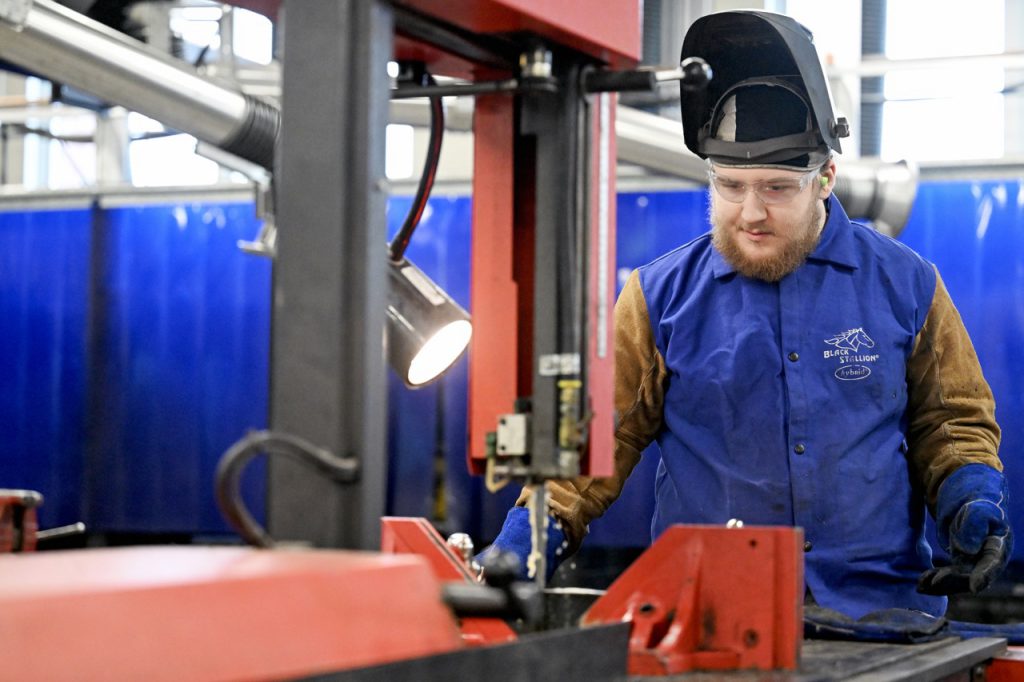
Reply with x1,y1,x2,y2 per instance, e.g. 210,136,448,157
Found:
238,180,277,258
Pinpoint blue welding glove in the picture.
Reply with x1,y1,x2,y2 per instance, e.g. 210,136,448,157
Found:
475,506,569,582
918,463,1013,595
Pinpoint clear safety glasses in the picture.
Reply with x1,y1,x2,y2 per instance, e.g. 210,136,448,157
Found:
709,167,822,205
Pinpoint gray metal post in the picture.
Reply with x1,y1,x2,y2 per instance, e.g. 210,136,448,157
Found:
521,53,589,479
268,0,392,549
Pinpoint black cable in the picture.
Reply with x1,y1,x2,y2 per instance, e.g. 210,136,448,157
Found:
12,122,185,144
388,72,444,262
215,430,359,548
9,122,91,143
1000,79,1024,95
194,44,211,68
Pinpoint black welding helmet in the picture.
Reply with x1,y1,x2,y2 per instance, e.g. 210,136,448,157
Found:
680,10,849,169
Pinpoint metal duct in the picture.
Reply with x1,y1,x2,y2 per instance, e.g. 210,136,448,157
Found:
0,0,278,169
615,105,918,235
833,158,918,237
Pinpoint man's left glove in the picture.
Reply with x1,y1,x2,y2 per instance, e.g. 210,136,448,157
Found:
474,506,570,582
918,463,1013,595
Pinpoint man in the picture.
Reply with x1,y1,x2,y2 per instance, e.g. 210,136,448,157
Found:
484,10,1011,619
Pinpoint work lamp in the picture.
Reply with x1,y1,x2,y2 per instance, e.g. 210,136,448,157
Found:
386,257,472,388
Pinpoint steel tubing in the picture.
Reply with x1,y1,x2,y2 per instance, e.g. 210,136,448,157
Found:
0,0,277,168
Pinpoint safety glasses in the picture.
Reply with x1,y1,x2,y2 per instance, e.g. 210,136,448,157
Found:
709,167,822,205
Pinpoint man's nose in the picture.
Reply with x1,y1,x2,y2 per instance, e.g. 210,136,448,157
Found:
739,188,767,223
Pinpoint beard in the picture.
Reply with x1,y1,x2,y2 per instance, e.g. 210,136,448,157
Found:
710,197,825,282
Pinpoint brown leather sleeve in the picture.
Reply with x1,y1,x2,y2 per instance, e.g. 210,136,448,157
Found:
516,269,668,549
905,268,1002,507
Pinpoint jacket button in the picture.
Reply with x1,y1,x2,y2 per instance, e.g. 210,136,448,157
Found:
794,443,806,454
804,541,813,552
788,352,799,362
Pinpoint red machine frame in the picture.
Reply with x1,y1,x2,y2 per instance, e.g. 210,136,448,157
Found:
381,516,517,645
230,0,635,480
0,546,464,680
582,525,804,675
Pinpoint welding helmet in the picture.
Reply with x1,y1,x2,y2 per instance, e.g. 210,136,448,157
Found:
679,10,849,169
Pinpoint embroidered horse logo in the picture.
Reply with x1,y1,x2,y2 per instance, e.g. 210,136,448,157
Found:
825,328,875,352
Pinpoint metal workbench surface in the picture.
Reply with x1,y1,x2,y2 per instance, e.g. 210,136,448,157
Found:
298,627,1005,682
669,636,1006,682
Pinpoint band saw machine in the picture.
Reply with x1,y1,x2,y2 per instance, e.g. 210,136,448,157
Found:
0,1,1022,679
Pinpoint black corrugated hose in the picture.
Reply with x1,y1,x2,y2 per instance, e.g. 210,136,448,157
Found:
215,430,358,547
222,95,280,172
388,72,445,262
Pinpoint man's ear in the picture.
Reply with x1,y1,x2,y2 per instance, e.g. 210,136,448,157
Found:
819,162,837,197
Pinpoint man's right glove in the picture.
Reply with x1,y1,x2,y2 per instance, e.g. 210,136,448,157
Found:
918,463,1013,595
475,506,570,582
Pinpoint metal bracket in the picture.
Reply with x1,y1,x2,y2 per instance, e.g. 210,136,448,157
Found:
581,525,804,676
496,413,530,456
238,181,277,257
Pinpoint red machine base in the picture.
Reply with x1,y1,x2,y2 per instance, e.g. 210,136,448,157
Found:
0,546,463,681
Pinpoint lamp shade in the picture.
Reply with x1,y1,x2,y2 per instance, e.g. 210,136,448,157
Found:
386,258,472,388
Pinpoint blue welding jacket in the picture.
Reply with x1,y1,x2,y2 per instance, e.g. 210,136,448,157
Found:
637,195,946,619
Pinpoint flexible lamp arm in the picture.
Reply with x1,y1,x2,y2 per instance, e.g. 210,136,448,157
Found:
388,72,444,262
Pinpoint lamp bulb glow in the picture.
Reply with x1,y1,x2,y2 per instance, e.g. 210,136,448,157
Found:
407,320,472,386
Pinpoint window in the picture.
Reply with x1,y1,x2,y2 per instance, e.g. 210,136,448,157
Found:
386,124,414,180
127,113,220,187
169,5,222,64
232,8,274,65
881,0,1005,161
